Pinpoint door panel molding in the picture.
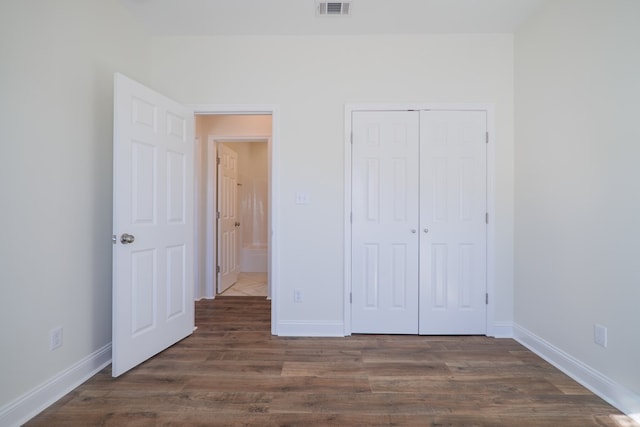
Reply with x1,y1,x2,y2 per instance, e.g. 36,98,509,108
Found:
113,73,195,377
344,103,497,336
351,111,420,333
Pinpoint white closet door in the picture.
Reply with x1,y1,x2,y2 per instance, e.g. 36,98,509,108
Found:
419,110,487,335
351,111,420,334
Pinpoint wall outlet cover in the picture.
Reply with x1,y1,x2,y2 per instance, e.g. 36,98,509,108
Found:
594,324,607,348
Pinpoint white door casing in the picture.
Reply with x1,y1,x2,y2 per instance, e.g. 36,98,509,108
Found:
217,143,240,294
112,73,195,377
419,110,487,334
351,111,420,334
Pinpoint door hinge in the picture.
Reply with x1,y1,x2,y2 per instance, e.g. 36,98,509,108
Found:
486,293,489,305
485,212,489,224
112,235,117,244
217,211,221,219
485,132,489,144
216,265,220,274
350,292,352,304
217,157,221,165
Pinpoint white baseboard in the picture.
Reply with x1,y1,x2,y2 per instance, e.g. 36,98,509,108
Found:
276,320,345,337
488,321,513,338
0,344,111,427
513,323,640,423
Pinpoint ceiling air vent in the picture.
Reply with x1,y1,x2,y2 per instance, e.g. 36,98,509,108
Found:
316,1,352,16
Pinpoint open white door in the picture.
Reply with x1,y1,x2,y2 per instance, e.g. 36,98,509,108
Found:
216,143,240,293
112,73,195,377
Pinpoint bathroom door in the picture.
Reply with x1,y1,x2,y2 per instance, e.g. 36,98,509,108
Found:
217,143,240,293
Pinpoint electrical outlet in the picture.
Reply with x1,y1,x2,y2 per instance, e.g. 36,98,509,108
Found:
594,324,607,348
50,327,63,351
294,288,303,303
294,192,310,205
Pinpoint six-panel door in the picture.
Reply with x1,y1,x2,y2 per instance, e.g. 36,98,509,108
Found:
351,110,487,335
419,111,487,335
351,111,420,334
217,143,240,294
112,73,195,376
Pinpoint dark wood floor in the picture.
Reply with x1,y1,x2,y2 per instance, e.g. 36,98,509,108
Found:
27,297,637,426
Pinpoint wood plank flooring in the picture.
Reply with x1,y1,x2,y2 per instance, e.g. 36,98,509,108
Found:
27,297,638,426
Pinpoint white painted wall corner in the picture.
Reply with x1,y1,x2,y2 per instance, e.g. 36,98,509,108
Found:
514,324,640,423
0,345,111,427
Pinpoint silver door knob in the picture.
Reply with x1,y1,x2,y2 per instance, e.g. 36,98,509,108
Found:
411,229,417,234
423,228,429,233
120,233,135,244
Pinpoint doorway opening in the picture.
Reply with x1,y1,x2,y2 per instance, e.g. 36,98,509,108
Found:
214,136,270,298
192,110,278,332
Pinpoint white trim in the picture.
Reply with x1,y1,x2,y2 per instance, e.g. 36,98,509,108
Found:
189,104,280,335
0,345,111,427
277,321,346,337
484,106,498,338
213,136,270,143
488,321,513,338
191,105,276,115
343,107,353,335
514,324,640,423
203,136,217,299
344,103,497,336
345,102,496,113
193,136,205,301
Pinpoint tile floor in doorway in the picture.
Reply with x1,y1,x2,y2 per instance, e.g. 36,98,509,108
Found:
220,272,268,297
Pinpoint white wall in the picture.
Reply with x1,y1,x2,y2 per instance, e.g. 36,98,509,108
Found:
515,0,640,399
201,114,272,137
0,0,150,420
151,34,515,329
231,142,269,249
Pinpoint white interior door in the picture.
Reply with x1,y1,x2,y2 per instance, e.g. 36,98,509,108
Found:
217,143,240,293
419,110,487,334
112,73,195,377
351,111,420,334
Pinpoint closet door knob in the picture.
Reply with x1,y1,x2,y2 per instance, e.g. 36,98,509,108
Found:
423,228,429,233
411,229,417,234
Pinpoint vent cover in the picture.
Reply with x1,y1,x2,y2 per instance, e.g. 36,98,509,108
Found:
316,1,351,16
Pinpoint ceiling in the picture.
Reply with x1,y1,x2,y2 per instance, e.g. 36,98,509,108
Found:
119,0,547,36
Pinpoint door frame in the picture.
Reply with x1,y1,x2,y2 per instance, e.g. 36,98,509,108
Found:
208,136,272,299
191,104,279,335
343,103,497,337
